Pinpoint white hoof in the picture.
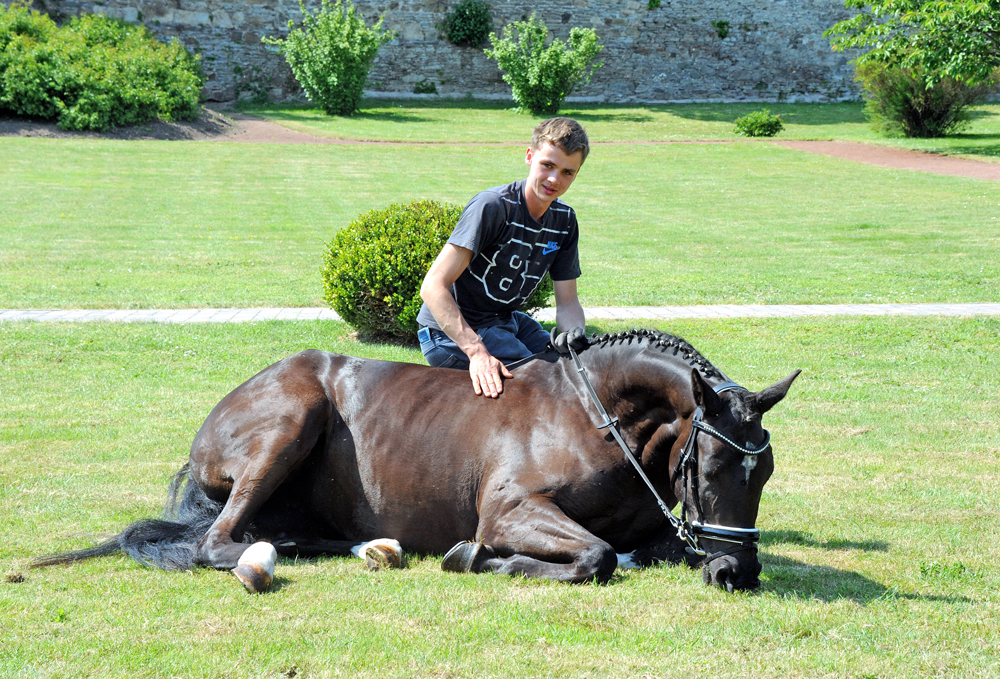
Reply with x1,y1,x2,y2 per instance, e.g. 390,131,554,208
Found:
616,552,639,570
232,542,277,593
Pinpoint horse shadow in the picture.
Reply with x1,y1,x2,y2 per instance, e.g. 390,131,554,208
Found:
756,530,970,605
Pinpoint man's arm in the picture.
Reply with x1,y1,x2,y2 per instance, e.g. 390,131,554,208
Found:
419,243,513,398
553,278,586,332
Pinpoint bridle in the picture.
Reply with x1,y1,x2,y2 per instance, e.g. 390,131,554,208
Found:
568,347,771,564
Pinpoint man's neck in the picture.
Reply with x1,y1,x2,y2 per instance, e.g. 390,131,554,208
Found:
523,182,551,222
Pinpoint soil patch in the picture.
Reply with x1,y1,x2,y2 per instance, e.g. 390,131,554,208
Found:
772,140,1000,181
0,106,240,141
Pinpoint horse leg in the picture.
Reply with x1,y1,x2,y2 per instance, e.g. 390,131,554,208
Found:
617,523,696,570
191,416,328,573
463,496,617,584
271,537,404,571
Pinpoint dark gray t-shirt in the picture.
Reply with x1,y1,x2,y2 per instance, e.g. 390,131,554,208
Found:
417,180,581,330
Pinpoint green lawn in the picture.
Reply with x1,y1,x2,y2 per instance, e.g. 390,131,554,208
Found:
241,99,1000,161
2,317,998,678
2,137,998,309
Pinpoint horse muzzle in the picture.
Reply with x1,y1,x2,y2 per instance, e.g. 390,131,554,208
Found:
702,550,761,592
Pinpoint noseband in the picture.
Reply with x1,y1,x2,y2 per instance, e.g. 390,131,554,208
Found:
568,348,770,564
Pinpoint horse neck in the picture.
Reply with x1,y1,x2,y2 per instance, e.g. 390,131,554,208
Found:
579,342,695,426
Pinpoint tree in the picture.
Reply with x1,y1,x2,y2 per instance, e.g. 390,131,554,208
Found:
825,1,1000,87
484,14,603,115
263,0,393,116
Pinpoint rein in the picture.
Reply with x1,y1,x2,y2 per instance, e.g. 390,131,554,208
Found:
567,347,770,563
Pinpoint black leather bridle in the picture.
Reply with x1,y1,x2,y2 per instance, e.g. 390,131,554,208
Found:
568,347,771,564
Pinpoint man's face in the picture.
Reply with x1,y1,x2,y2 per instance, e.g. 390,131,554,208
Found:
524,142,584,206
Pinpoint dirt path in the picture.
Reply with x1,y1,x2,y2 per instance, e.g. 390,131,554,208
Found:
3,107,998,180
772,140,1000,181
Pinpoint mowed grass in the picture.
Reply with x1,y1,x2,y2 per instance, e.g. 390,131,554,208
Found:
243,99,1000,161
1,316,998,678
2,137,998,309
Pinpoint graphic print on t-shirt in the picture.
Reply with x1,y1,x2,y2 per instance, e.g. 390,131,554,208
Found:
466,197,573,306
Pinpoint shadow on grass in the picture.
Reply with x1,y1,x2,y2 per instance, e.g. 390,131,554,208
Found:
257,106,429,125
762,529,888,552
663,102,869,126
759,553,971,604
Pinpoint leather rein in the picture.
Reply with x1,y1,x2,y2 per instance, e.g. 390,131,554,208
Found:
568,346,770,564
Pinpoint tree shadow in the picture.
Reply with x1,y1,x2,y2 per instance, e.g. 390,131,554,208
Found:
659,102,869,126
758,552,971,605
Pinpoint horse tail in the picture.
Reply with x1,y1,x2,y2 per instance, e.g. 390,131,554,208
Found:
32,464,227,571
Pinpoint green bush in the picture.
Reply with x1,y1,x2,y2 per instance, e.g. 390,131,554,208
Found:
263,0,393,116
322,200,554,339
441,0,492,48
0,2,203,131
484,13,603,115
733,109,784,137
855,61,996,138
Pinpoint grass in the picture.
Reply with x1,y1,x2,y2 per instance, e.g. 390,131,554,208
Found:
240,99,1000,161
2,316,998,678
2,137,999,309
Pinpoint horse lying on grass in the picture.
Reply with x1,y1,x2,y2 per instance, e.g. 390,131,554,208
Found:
35,329,799,593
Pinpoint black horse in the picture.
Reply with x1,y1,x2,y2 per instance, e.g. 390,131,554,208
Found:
36,329,799,592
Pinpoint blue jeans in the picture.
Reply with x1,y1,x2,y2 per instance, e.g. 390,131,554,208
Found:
418,312,551,369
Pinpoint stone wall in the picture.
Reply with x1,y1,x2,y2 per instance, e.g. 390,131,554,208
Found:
24,0,860,103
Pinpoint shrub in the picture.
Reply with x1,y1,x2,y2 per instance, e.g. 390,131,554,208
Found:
733,109,784,137
484,13,603,115
263,0,393,116
441,0,492,48
322,200,554,339
0,2,203,131
855,61,996,138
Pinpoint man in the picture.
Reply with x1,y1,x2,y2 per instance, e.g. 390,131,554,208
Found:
416,117,590,398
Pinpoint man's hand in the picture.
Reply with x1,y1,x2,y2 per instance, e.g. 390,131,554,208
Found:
550,326,588,354
468,346,513,398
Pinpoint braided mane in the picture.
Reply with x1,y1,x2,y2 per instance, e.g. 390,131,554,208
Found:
586,328,720,379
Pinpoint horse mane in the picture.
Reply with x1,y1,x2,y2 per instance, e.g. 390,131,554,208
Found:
585,328,720,379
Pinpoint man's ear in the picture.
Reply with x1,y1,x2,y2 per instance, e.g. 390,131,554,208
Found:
525,146,533,165
690,369,722,417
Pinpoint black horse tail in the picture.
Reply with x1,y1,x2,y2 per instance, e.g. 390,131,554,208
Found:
32,464,228,571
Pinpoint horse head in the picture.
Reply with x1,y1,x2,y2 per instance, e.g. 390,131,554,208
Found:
683,366,801,592
578,330,799,592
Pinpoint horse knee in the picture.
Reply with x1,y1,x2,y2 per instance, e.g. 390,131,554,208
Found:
581,543,618,583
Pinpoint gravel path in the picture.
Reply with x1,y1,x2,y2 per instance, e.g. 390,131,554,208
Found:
3,303,999,324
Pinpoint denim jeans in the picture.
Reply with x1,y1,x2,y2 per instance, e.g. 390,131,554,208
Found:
418,312,551,369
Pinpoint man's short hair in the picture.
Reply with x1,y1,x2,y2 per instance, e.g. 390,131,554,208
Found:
532,117,590,164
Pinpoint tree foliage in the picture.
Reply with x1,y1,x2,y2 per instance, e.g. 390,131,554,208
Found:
826,1,1000,86
263,0,393,116
484,14,603,115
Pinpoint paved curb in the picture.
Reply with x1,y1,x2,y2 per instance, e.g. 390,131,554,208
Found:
2,303,999,324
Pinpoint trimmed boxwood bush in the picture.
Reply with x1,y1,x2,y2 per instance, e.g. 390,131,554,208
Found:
0,2,204,131
323,200,554,340
733,109,784,137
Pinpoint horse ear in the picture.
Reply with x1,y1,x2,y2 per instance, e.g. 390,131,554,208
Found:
690,369,722,417
751,370,802,415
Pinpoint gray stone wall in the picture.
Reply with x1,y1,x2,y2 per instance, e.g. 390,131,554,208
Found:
23,0,860,103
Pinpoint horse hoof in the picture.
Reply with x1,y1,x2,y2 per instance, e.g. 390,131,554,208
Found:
363,539,403,571
232,542,276,594
441,540,495,573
